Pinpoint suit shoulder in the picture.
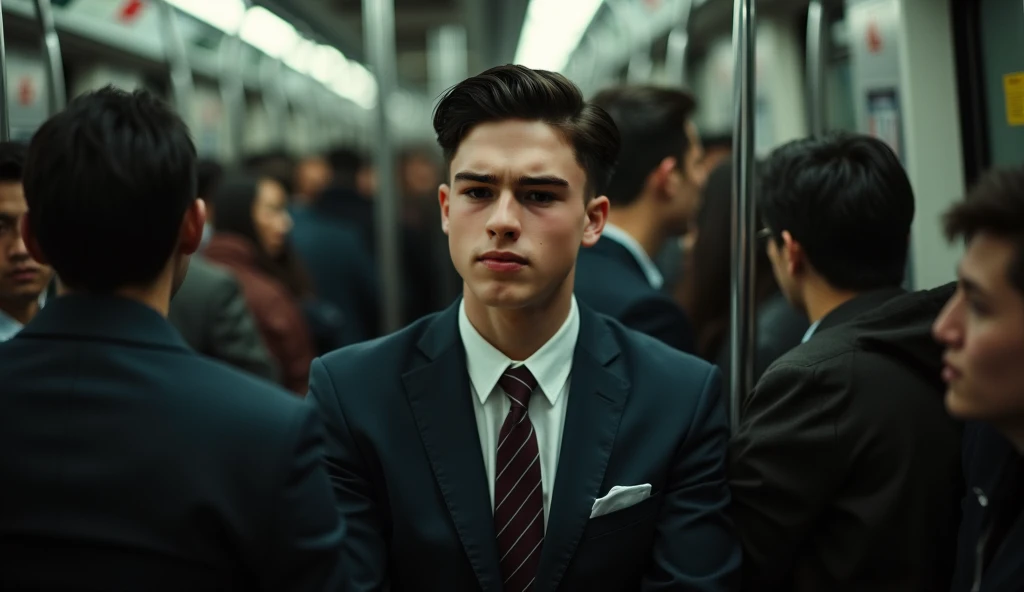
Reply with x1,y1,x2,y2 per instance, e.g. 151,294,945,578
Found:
317,312,433,373
180,355,310,422
603,313,714,381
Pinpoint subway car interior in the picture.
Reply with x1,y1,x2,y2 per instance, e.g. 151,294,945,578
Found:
1,0,1024,588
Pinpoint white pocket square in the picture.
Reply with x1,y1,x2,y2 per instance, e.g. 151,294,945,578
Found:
590,483,652,518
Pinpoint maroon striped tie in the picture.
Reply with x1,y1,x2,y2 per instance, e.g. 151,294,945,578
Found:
494,365,544,592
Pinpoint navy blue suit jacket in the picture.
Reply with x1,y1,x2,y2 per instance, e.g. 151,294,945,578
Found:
308,300,740,591
0,294,344,591
575,238,695,354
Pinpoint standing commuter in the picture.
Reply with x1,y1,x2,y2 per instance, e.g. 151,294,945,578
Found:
934,165,1024,592
728,133,962,591
0,86,344,590
308,64,740,592
573,86,706,353
0,141,53,341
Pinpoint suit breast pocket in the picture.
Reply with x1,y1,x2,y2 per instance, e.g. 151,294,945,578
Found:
581,491,663,541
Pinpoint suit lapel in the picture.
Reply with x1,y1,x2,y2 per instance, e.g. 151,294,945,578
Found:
402,303,503,592
534,306,629,592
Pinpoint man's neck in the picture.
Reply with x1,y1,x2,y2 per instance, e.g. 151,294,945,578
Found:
607,206,664,259
0,296,40,325
802,278,860,324
463,283,573,361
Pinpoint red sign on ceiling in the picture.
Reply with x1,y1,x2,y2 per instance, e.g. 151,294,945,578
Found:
118,0,144,23
867,20,883,53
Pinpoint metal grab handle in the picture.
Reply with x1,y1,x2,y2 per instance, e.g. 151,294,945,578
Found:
664,0,694,87
33,0,65,114
806,0,826,137
0,0,10,140
728,0,757,433
158,0,196,130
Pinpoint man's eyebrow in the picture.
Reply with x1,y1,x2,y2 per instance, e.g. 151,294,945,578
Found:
518,175,569,187
957,265,988,297
453,172,498,184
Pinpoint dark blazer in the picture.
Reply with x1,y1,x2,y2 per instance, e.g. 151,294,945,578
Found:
0,294,344,591
729,286,963,592
308,300,740,592
168,256,278,381
951,422,1024,592
575,237,695,353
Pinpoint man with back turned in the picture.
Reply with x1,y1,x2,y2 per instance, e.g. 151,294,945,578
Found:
0,86,344,590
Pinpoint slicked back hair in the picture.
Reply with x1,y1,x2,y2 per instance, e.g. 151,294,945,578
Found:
432,64,620,198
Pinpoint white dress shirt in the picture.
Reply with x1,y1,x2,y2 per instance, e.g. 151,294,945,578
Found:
599,223,664,290
458,296,579,526
0,293,46,342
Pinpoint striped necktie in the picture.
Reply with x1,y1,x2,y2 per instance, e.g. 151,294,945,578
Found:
494,365,544,592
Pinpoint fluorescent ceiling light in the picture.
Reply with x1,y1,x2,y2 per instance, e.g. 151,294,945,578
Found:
240,7,299,59
284,38,317,74
166,0,246,34
329,59,378,110
309,44,345,84
514,0,604,72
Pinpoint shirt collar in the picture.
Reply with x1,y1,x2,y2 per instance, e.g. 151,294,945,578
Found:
801,319,822,344
0,291,48,342
459,296,580,406
599,223,664,289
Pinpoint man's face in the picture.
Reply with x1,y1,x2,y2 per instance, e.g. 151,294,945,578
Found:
439,120,607,311
662,121,707,235
934,233,1024,423
0,181,52,306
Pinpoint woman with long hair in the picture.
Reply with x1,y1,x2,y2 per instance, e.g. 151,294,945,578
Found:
679,161,808,398
204,172,316,394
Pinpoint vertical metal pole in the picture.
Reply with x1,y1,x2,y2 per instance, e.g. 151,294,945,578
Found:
158,0,195,130
218,35,246,165
728,0,756,432
0,0,11,141
363,0,403,333
259,54,289,148
806,0,826,136
33,0,65,114
427,25,467,100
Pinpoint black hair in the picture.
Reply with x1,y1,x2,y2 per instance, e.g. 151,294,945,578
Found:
0,141,27,182
432,64,620,198
590,85,697,206
23,86,196,293
197,159,225,202
758,133,915,291
943,165,1024,295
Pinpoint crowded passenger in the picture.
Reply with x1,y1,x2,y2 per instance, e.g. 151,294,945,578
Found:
681,161,807,396
573,85,705,353
308,64,740,591
934,165,1024,592
0,86,343,589
204,172,317,394
0,141,52,342
728,133,962,591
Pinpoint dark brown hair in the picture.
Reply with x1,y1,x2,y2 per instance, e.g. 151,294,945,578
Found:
432,64,620,197
944,165,1024,295
590,85,697,206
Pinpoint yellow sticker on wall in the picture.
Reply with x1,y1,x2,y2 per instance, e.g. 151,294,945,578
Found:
1006,72,1024,126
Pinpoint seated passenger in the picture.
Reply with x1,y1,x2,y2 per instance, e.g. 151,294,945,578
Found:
0,87,343,590
574,85,705,353
728,133,962,591
0,141,53,341
204,172,316,394
308,65,741,591
933,165,1024,592
681,161,808,397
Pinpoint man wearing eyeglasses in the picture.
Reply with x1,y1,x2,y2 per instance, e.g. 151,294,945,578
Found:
0,141,51,342
728,133,962,591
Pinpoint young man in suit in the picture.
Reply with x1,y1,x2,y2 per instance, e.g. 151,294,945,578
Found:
0,87,344,590
933,165,1024,591
573,86,705,353
728,133,962,591
308,65,740,592
0,141,53,342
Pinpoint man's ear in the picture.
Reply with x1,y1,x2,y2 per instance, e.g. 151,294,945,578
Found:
179,199,207,255
781,230,804,276
21,213,49,265
649,156,679,201
581,195,609,248
439,184,451,235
